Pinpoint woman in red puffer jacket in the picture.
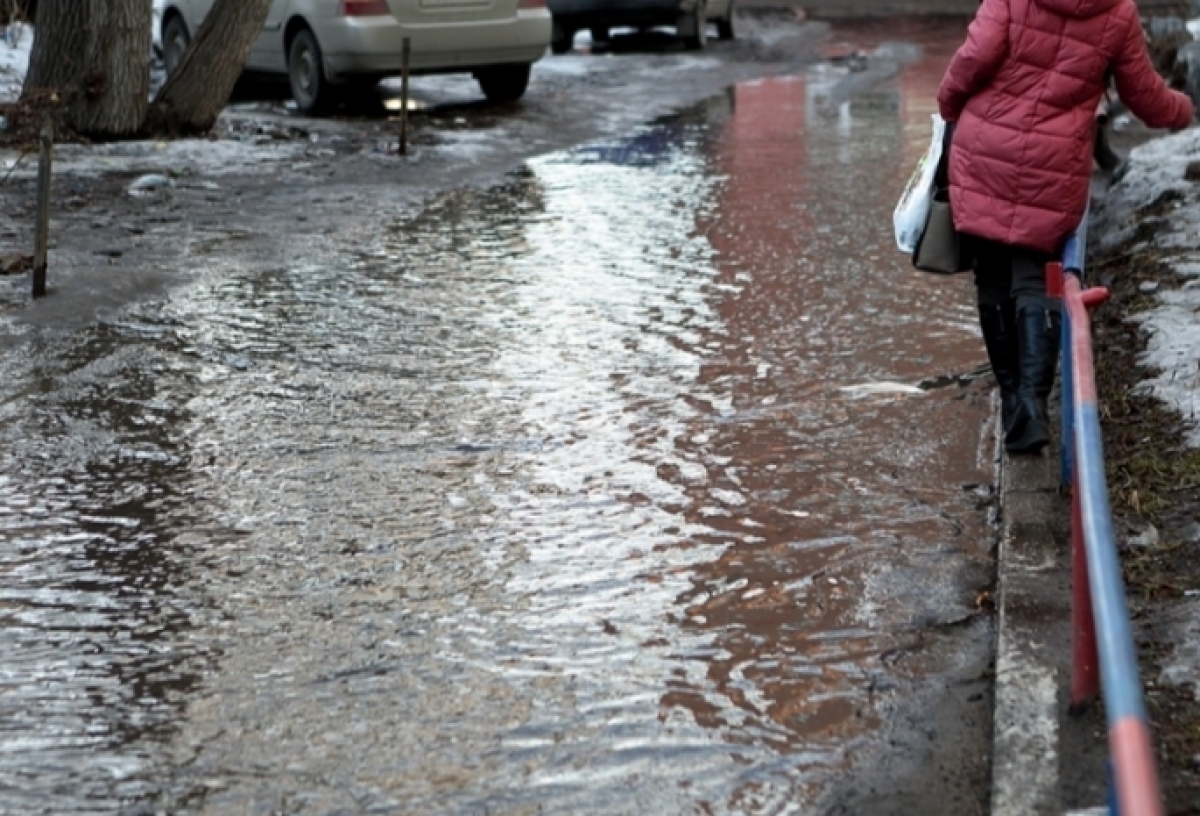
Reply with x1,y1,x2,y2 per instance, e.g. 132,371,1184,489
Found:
938,0,1193,455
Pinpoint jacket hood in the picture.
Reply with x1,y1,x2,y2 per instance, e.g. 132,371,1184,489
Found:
1032,0,1123,19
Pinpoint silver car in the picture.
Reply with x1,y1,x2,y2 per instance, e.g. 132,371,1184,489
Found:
161,0,552,114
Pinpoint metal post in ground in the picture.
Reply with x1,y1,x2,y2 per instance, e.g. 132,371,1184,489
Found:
399,37,411,156
32,121,52,299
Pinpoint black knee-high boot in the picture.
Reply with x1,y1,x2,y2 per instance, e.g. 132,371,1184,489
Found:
978,303,1019,431
1006,305,1061,455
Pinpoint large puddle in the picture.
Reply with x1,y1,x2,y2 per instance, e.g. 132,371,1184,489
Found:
0,22,994,815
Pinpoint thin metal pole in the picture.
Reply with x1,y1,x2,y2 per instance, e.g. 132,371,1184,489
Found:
32,121,52,299
399,37,410,156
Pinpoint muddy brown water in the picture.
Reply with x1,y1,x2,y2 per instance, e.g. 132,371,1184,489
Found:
0,28,996,815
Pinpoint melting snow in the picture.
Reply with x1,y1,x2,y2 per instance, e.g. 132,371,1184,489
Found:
1095,127,1200,446
0,23,31,104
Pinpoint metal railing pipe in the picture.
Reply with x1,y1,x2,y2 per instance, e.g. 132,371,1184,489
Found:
1054,211,1164,813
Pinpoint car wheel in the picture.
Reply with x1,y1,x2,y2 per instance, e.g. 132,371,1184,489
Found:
476,63,531,104
683,0,707,50
288,28,333,115
716,0,735,40
162,14,190,76
551,21,574,55
590,26,609,43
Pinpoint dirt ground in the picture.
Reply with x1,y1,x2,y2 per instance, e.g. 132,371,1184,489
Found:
1090,239,1200,813
1085,124,1200,813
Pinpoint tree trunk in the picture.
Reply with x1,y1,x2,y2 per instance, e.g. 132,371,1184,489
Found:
72,0,151,137
21,0,87,100
22,0,150,138
149,0,273,135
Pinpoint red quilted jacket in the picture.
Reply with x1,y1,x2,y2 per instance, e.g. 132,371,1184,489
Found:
937,0,1194,253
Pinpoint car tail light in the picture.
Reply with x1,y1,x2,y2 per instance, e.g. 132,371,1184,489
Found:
341,0,391,15
518,0,546,8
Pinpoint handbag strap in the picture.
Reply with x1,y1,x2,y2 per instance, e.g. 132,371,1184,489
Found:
933,122,955,193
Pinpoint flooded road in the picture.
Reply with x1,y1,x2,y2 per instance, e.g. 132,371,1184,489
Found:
0,22,995,816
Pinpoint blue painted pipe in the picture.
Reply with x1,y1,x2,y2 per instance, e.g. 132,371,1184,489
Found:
1062,208,1090,276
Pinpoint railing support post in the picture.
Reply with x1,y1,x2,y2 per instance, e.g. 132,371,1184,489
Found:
398,37,411,156
32,121,52,299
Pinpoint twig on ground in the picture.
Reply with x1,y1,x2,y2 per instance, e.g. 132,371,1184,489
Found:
0,147,30,185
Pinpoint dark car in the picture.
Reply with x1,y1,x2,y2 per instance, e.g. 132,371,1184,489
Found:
549,0,734,54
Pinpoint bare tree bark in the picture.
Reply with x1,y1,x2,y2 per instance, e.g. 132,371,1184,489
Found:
21,0,150,138
22,0,87,98
72,0,151,136
149,0,273,135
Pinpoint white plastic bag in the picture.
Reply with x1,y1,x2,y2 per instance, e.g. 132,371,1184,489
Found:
893,114,947,254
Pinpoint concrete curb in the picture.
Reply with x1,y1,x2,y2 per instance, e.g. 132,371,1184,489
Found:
990,413,1074,816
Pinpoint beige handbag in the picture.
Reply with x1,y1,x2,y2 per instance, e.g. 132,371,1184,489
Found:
912,125,971,275
913,195,965,274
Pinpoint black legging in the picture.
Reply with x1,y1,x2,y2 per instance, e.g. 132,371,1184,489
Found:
967,235,1059,312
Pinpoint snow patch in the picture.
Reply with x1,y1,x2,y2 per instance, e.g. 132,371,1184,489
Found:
153,0,165,52
1131,285,1200,443
435,129,501,163
534,56,597,77
1157,598,1200,701
1097,127,1200,446
0,23,31,105
1097,129,1200,249
0,135,310,180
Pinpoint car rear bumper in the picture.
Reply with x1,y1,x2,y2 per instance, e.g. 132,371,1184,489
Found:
322,12,551,79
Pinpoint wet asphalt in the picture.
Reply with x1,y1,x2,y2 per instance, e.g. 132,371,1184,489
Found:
0,18,998,815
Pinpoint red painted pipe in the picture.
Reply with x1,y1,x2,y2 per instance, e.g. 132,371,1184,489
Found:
1046,261,1064,298
1112,718,1165,816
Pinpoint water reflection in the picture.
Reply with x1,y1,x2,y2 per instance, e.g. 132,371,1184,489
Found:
0,20,989,815
646,43,993,808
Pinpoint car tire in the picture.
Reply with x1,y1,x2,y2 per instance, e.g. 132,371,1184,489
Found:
476,63,531,104
162,14,190,76
551,21,574,55
288,28,333,115
683,1,707,50
716,1,735,40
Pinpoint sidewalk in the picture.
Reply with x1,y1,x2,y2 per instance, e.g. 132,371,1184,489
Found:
992,438,1113,814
